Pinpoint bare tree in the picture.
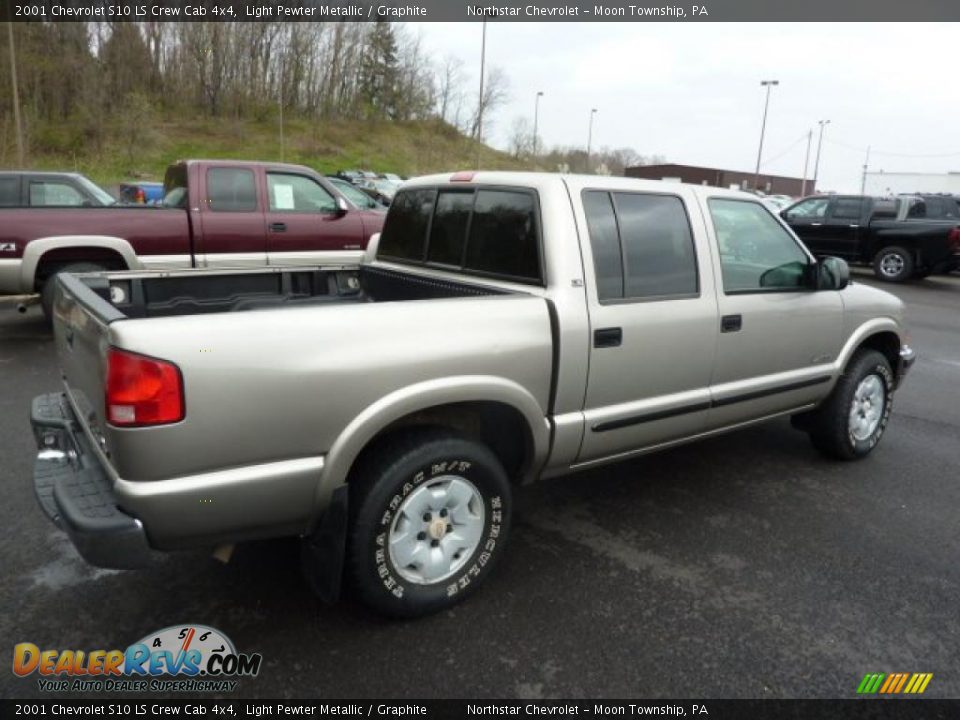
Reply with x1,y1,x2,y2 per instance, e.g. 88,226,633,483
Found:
469,66,509,140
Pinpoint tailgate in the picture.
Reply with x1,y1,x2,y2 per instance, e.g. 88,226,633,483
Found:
52,273,125,461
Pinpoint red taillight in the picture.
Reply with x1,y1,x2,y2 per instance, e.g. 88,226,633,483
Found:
106,348,184,427
949,227,960,250
135,188,146,204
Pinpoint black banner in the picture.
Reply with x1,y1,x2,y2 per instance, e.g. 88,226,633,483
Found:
1,700,959,720
6,0,960,22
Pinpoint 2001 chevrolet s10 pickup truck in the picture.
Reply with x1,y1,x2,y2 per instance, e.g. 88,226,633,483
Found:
31,172,916,617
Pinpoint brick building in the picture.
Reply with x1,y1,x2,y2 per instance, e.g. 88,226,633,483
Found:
625,163,811,196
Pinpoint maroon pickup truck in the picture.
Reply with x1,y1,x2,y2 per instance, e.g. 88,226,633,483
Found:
0,160,385,316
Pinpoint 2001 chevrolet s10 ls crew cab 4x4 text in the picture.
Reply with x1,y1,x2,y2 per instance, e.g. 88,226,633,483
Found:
30,172,915,617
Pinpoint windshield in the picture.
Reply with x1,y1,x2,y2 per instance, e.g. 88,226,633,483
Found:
74,176,116,206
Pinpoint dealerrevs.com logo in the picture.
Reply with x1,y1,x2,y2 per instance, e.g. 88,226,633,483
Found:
12,624,262,693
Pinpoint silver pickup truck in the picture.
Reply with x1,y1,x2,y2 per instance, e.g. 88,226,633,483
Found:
31,172,916,617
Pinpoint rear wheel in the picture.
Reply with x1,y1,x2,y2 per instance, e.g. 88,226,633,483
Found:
872,246,913,282
39,262,108,321
805,350,895,461
345,429,512,618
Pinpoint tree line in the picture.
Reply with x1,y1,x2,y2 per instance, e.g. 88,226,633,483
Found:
0,19,659,174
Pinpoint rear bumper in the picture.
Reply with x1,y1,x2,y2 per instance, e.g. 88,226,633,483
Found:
897,344,917,384
31,393,159,569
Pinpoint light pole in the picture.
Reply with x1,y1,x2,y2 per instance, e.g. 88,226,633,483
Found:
532,91,544,158
753,79,779,192
800,128,812,197
476,20,487,169
278,54,285,162
586,108,597,173
812,119,830,193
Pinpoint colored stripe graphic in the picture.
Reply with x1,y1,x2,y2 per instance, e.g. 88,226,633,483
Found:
857,672,932,694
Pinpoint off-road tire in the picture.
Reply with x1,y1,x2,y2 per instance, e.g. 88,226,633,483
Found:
872,246,914,283
807,350,895,461
346,429,512,618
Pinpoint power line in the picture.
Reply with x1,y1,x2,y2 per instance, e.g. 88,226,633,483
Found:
759,132,809,168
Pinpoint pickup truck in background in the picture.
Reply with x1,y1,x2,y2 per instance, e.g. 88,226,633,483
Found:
31,172,915,617
781,194,960,281
0,159,384,317
0,171,116,208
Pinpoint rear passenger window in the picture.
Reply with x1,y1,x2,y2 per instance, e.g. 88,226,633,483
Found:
464,190,540,281
0,177,18,207
378,188,436,261
615,193,698,298
428,190,473,266
582,190,698,302
831,198,865,219
206,168,257,212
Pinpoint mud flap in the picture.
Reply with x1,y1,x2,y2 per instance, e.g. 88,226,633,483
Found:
300,485,349,604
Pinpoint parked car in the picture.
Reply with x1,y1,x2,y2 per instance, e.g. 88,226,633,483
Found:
118,181,164,205
0,171,116,208
357,178,399,206
335,170,364,184
381,173,404,184
0,159,384,318
781,194,960,281
30,172,915,618
327,176,388,211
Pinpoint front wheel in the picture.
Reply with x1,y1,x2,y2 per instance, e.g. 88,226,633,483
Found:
345,429,512,618
872,246,914,282
806,350,895,461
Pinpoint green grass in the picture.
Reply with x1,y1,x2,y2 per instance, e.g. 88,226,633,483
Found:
14,115,528,185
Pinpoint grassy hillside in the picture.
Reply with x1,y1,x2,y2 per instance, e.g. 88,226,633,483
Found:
9,116,528,186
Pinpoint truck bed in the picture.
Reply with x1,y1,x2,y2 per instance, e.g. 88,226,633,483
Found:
63,263,510,321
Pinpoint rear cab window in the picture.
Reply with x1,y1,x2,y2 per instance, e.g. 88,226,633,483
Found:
378,185,543,285
206,168,258,212
0,176,19,207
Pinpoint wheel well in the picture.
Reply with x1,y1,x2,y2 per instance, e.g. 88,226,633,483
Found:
348,402,535,485
34,248,128,289
858,331,900,371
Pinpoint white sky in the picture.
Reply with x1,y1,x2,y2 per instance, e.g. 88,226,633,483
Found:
410,22,960,193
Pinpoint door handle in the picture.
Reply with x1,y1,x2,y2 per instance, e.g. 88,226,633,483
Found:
848,224,859,228
269,222,287,232
721,314,742,333
594,327,622,348
810,222,822,226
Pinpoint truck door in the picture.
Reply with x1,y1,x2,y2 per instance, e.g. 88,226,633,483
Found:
575,187,719,463
264,171,366,265
197,166,268,268
703,198,843,429
781,196,831,255
817,196,867,258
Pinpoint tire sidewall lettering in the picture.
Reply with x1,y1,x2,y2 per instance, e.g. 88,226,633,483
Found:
372,457,504,602
848,362,895,452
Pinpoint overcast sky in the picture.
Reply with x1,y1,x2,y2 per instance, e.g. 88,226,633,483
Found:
411,22,960,193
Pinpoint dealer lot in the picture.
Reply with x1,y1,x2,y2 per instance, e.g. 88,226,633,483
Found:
1,270,958,699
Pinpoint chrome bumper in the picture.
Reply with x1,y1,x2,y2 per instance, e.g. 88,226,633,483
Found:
897,344,917,385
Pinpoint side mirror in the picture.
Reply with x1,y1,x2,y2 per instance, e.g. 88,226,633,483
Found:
779,209,790,220
334,197,349,217
817,256,849,290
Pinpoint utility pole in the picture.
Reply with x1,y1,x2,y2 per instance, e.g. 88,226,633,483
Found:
800,129,812,197
475,20,487,169
278,52,285,162
753,79,779,192
532,91,544,158
7,20,25,167
812,119,830,193
860,145,871,194
586,108,597,173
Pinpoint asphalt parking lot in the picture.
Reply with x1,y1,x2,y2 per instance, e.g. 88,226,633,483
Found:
1,270,958,700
